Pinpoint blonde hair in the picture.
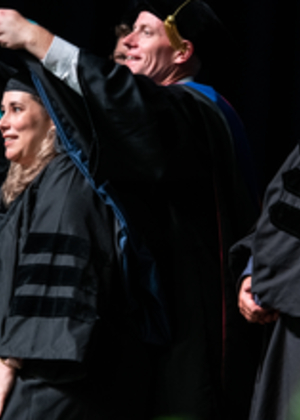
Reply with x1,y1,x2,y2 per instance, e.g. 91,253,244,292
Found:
1,124,57,207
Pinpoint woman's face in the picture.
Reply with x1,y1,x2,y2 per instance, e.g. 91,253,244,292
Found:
0,91,52,167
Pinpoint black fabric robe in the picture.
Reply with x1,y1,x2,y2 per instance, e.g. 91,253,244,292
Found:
0,153,156,420
230,143,300,420
16,52,259,420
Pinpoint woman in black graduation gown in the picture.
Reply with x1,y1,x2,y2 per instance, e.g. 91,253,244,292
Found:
0,70,129,419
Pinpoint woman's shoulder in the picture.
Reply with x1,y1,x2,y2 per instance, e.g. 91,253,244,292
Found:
34,152,108,225
39,153,89,194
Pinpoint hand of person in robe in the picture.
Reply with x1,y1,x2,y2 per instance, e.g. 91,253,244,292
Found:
0,9,53,59
238,276,279,324
0,360,16,416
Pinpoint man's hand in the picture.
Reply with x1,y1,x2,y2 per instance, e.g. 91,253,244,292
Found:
238,276,279,324
0,360,16,416
0,9,53,59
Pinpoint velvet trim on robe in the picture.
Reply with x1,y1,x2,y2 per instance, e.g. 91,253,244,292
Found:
0,154,118,372
0,153,155,419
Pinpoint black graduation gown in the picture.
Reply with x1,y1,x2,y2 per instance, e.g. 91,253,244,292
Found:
19,52,258,420
0,153,151,420
230,143,300,420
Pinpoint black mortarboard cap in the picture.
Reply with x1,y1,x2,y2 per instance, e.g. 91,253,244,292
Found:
0,60,17,96
4,70,38,96
0,51,38,99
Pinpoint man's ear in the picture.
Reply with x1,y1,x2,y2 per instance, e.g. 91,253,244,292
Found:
173,40,194,64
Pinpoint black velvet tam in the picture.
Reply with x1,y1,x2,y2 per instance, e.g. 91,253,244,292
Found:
132,0,225,60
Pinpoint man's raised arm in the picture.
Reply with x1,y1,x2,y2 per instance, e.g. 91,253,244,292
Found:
0,9,53,59
0,9,82,95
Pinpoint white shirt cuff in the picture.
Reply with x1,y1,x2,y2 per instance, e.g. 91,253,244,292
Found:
41,36,82,96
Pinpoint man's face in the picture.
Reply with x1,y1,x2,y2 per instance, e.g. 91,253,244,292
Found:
122,11,176,84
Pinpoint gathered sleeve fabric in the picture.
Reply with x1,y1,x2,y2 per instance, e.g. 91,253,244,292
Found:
0,154,118,383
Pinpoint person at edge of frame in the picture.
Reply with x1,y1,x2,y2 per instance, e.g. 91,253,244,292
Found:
230,137,300,419
111,23,132,64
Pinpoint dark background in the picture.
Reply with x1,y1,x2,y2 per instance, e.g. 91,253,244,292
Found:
2,0,300,194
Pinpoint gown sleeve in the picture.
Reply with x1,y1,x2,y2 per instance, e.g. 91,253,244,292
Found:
249,144,300,316
0,155,118,383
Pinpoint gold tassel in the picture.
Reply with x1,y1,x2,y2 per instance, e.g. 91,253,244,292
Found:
164,0,193,52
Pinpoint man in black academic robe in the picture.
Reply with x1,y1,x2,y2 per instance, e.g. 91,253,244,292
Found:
0,2,260,419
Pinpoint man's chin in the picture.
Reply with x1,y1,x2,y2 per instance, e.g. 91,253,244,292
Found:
123,61,142,75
